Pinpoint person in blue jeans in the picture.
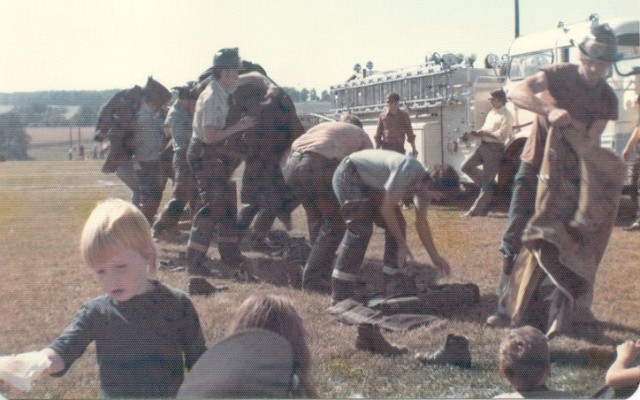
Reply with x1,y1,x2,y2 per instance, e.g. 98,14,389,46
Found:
487,23,620,327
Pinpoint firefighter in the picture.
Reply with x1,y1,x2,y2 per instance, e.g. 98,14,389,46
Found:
152,82,200,240
132,78,172,223
283,120,373,293
185,48,256,292
487,23,620,328
330,149,459,304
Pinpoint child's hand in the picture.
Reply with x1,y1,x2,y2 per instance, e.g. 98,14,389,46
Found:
0,351,52,391
615,340,640,365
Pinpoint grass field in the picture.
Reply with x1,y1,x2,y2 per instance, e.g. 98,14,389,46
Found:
0,159,639,399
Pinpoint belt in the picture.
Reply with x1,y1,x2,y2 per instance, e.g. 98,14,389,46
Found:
290,150,324,159
191,138,245,160
481,140,505,146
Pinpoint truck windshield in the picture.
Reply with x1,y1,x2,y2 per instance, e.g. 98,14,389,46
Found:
614,32,640,76
508,51,553,81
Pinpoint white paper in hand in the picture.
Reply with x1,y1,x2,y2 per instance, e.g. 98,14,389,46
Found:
0,351,51,391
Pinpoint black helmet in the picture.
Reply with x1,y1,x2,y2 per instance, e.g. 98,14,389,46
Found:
212,48,242,70
578,23,621,62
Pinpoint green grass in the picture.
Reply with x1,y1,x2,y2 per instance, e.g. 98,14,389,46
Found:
0,160,638,398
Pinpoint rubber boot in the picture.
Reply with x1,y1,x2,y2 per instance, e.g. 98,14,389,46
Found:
355,324,408,356
331,278,357,305
415,334,472,368
188,277,228,297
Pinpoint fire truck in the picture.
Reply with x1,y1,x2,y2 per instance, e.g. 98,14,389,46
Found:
325,15,639,193
327,54,506,188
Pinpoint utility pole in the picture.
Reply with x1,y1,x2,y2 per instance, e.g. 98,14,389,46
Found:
514,0,520,38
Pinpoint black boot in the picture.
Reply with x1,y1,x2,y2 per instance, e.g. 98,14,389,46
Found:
415,334,472,368
355,324,408,356
331,278,357,305
188,277,227,297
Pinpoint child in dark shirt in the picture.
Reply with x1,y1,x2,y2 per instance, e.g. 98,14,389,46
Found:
2,198,206,398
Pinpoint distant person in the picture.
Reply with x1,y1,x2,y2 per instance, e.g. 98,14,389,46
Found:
494,326,575,399
283,120,373,293
460,89,514,217
621,95,640,231
0,199,206,398
78,144,85,160
68,146,73,160
179,295,317,398
375,92,417,155
152,82,200,240
330,149,459,304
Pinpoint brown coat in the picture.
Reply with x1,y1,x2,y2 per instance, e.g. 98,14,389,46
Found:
504,125,625,336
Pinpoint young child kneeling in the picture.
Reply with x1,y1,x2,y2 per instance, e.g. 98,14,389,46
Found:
495,325,574,399
2,198,206,398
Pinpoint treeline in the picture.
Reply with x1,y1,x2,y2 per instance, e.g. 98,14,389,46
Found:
0,90,120,128
0,87,331,109
0,87,332,160
0,87,332,128
0,90,120,108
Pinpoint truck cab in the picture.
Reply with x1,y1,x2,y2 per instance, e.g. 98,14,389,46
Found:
504,15,640,189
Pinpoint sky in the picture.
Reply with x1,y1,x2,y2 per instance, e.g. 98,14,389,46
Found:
0,0,637,94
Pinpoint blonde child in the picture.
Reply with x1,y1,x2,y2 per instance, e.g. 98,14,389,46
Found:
495,325,574,399
1,198,206,398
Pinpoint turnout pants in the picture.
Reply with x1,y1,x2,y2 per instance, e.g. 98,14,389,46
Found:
135,160,167,224
284,151,345,288
331,158,405,287
152,148,200,234
237,154,298,240
186,139,243,273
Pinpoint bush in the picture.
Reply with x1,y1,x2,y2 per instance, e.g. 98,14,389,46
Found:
0,112,31,160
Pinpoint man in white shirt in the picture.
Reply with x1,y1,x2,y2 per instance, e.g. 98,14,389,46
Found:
461,89,514,217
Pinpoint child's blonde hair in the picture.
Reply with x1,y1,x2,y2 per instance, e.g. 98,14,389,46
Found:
80,198,157,272
499,325,550,391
